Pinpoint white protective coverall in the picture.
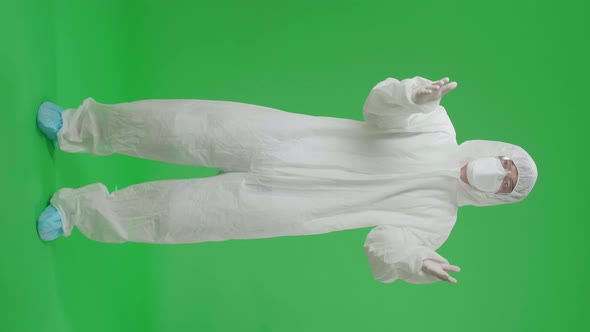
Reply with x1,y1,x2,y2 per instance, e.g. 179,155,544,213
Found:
49,76,538,284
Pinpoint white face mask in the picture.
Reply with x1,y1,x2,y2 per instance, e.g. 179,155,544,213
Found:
466,157,509,193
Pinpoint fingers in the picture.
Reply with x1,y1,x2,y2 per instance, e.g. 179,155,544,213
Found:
440,264,460,284
432,77,449,87
440,81,458,96
426,78,457,99
422,260,460,284
417,88,433,95
447,276,458,284
436,271,458,284
442,264,461,272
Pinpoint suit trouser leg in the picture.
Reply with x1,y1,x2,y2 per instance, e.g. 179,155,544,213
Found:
50,172,307,243
56,97,314,172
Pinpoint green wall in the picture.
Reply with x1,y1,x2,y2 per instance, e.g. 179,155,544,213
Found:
1,0,587,331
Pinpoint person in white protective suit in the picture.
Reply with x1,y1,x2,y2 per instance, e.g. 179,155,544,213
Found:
36,76,538,284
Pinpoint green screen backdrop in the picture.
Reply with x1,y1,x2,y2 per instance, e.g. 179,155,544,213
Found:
1,0,587,331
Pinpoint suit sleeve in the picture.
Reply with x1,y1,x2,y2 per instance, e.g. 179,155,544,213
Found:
363,224,450,284
362,76,442,130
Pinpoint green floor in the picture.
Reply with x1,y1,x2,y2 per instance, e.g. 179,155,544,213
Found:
1,0,588,331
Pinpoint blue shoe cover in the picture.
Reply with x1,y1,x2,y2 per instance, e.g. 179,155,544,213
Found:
37,204,64,241
37,101,64,148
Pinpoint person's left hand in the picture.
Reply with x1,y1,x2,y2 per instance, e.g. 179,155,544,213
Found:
412,77,458,105
421,258,461,284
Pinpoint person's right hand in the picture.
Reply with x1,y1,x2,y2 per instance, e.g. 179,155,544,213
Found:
411,77,457,105
421,258,461,284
